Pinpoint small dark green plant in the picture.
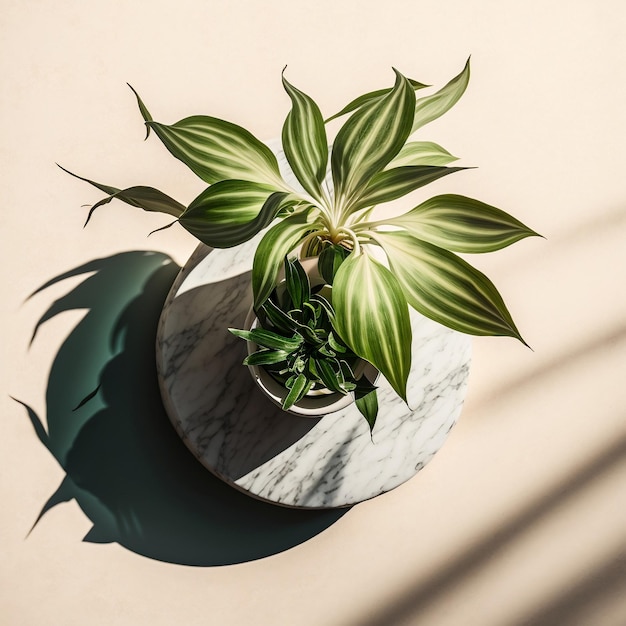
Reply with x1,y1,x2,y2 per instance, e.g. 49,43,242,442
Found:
229,255,378,428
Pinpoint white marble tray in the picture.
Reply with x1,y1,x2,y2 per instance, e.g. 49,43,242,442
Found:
156,239,471,509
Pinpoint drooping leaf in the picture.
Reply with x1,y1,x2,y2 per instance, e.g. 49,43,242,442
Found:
372,230,526,343
283,373,313,410
352,166,466,212
282,72,329,205
252,209,318,308
243,349,290,366
387,194,542,253
145,114,284,187
385,141,459,169
411,57,471,134
325,78,430,123
355,386,379,433
333,252,412,401
179,181,292,248
228,328,302,352
331,69,416,209
59,165,186,226
318,244,350,284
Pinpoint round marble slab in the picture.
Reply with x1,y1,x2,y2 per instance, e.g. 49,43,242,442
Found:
156,239,472,509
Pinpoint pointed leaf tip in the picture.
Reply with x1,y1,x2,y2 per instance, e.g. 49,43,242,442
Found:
127,83,152,139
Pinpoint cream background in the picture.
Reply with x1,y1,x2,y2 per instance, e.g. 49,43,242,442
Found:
2,1,625,625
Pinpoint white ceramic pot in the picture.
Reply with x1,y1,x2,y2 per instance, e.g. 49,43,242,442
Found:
244,257,378,417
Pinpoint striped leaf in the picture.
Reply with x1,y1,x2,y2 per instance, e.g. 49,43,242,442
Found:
385,141,459,169
283,374,313,410
244,349,290,366
325,78,429,123
352,166,466,212
228,328,302,352
387,194,542,253
411,57,471,134
141,111,283,186
282,72,328,204
333,253,412,401
179,180,293,248
372,230,526,342
331,69,416,209
252,209,318,308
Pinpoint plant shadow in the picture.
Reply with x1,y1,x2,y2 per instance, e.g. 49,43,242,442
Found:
16,250,346,566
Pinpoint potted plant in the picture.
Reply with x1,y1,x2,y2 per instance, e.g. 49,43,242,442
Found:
62,58,540,431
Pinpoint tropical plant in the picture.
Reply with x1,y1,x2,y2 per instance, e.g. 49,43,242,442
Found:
62,58,540,421
229,255,378,427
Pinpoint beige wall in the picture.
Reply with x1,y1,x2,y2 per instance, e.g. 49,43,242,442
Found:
2,1,625,624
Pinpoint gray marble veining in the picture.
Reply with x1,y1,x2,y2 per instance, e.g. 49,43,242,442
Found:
156,240,472,509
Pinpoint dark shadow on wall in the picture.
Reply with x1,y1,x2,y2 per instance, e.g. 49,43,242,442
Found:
15,251,346,566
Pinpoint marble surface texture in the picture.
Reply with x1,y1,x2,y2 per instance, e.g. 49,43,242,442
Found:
156,238,472,508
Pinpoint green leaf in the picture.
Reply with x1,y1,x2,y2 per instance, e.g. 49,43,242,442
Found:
282,71,329,204
252,209,318,308
313,358,345,393
283,373,313,410
327,332,346,354
229,328,302,352
355,387,379,433
243,349,290,366
372,230,526,343
179,181,291,248
146,115,284,187
387,194,541,253
333,252,412,401
285,257,310,310
353,166,466,212
385,141,459,169
260,299,299,334
58,165,185,226
318,244,349,285
411,57,471,134
325,78,430,123
331,69,416,209
127,83,153,140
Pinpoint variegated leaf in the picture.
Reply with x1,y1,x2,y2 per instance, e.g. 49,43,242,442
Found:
385,141,459,169
372,230,526,342
352,166,466,212
282,72,328,205
411,57,471,134
129,89,284,187
387,194,541,253
252,209,319,308
180,182,299,248
333,252,412,401
331,69,416,209
325,78,429,123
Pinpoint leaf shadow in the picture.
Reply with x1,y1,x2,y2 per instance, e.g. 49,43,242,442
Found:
16,250,346,566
